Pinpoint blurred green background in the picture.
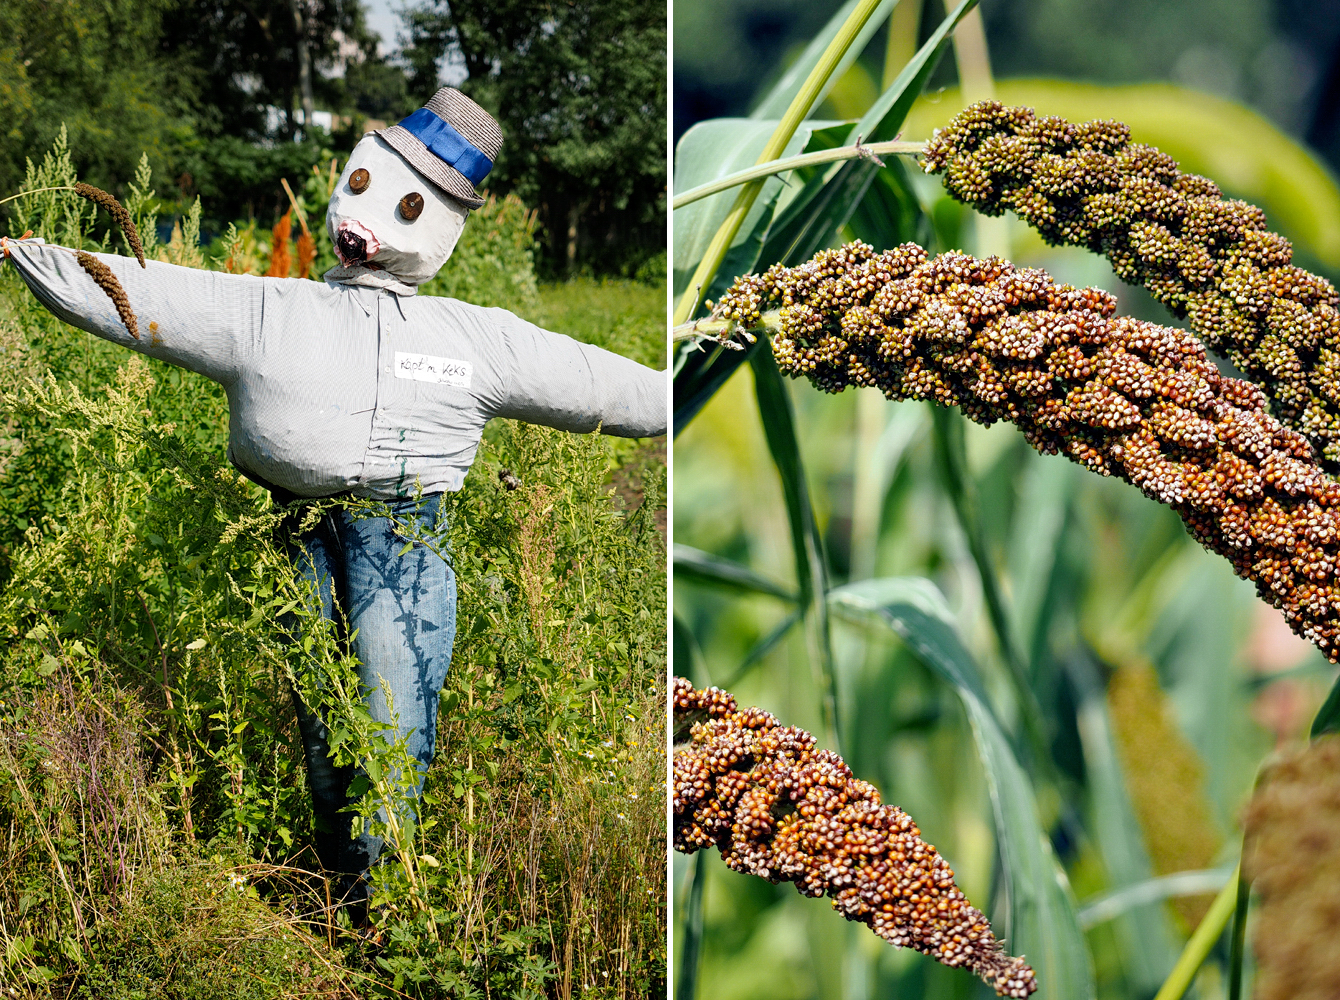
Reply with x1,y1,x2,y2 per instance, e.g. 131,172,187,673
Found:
673,2,1340,998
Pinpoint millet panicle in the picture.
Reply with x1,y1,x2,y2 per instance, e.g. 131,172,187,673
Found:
73,183,145,268
673,676,1038,997
920,100,1340,469
710,241,1340,662
76,251,139,340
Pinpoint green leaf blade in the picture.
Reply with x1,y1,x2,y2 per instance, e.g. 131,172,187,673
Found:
830,576,1096,1000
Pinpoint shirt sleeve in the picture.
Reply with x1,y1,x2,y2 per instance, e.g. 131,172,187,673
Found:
4,239,262,387
481,306,667,438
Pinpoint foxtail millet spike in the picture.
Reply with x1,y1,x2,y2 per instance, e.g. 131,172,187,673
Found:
74,183,145,268
672,677,1039,997
710,241,1340,662
920,100,1340,469
77,251,139,339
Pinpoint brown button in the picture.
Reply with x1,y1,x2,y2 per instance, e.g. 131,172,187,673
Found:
399,192,425,221
349,168,370,193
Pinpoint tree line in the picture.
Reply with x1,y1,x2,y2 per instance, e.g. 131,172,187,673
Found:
0,0,665,276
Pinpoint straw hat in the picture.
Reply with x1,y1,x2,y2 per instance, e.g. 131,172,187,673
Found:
377,88,503,210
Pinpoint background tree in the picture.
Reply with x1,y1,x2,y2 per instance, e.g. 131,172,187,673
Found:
403,0,667,275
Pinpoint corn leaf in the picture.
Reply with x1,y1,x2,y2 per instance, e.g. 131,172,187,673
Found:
673,118,843,299
673,334,764,437
830,576,1096,1000
1312,673,1340,737
1070,657,1180,989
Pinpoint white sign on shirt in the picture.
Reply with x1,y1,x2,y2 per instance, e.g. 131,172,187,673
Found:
394,351,473,388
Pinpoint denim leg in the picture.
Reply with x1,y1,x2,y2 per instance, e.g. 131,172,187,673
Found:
337,494,456,793
286,514,384,875
287,495,455,876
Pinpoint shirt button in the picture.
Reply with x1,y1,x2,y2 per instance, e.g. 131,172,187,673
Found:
384,366,390,373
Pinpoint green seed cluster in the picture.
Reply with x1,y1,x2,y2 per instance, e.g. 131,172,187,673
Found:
77,251,139,340
712,241,1340,661
74,182,145,268
920,100,1340,468
672,676,1038,997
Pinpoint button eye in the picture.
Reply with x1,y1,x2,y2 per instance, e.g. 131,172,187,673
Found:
349,168,370,193
399,192,425,221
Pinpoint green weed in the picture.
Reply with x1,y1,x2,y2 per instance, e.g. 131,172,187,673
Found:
0,143,665,998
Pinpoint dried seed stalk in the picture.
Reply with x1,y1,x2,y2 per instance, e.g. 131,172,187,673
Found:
921,100,1340,468
1242,735,1340,1000
77,251,139,339
712,242,1340,661
673,677,1038,997
74,182,145,268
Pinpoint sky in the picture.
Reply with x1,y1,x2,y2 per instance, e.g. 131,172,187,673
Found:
362,0,403,57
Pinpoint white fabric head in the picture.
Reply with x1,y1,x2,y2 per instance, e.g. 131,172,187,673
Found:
324,134,469,294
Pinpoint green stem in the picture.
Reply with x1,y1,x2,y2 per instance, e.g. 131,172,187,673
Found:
0,185,75,206
1227,866,1251,1000
672,0,888,325
676,852,708,1000
1152,864,1241,1000
673,312,780,343
672,141,926,210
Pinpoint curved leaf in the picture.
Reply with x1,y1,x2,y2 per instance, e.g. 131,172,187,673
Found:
1075,867,1234,930
751,346,839,745
830,576,1096,1000
1311,672,1340,737
902,79,1340,268
759,0,978,265
673,544,798,602
750,0,899,122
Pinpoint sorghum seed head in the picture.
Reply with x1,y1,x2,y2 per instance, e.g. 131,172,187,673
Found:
922,100,1340,471
713,242,1340,663
672,677,1038,997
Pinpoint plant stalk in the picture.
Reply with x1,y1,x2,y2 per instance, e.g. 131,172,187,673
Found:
672,0,889,325
1227,866,1250,1000
672,140,926,210
676,852,707,1000
0,185,75,206
1152,864,1242,1000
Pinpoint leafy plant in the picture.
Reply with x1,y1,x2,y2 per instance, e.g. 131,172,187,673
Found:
672,3,1340,999
0,147,665,997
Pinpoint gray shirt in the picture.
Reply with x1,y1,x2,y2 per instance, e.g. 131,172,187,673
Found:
7,242,667,498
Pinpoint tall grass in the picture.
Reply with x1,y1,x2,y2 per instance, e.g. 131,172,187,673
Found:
0,138,666,998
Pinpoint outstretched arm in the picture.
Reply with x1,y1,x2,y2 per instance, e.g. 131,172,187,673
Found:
479,306,667,438
3,239,262,387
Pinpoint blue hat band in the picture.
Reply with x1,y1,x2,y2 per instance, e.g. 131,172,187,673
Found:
398,108,493,187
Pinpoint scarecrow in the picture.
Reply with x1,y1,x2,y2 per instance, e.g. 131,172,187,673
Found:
2,89,666,913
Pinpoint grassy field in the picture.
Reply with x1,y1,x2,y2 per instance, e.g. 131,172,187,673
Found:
0,161,667,999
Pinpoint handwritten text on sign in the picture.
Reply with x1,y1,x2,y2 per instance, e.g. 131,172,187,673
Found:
394,351,473,388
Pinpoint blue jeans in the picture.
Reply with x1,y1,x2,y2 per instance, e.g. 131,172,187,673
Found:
281,493,456,875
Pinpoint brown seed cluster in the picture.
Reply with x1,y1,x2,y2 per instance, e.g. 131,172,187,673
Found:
1242,734,1340,1000
920,101,1340,469
77,250,139,340
74,182,145,268
672,676,1038,997
712,241,1340,662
